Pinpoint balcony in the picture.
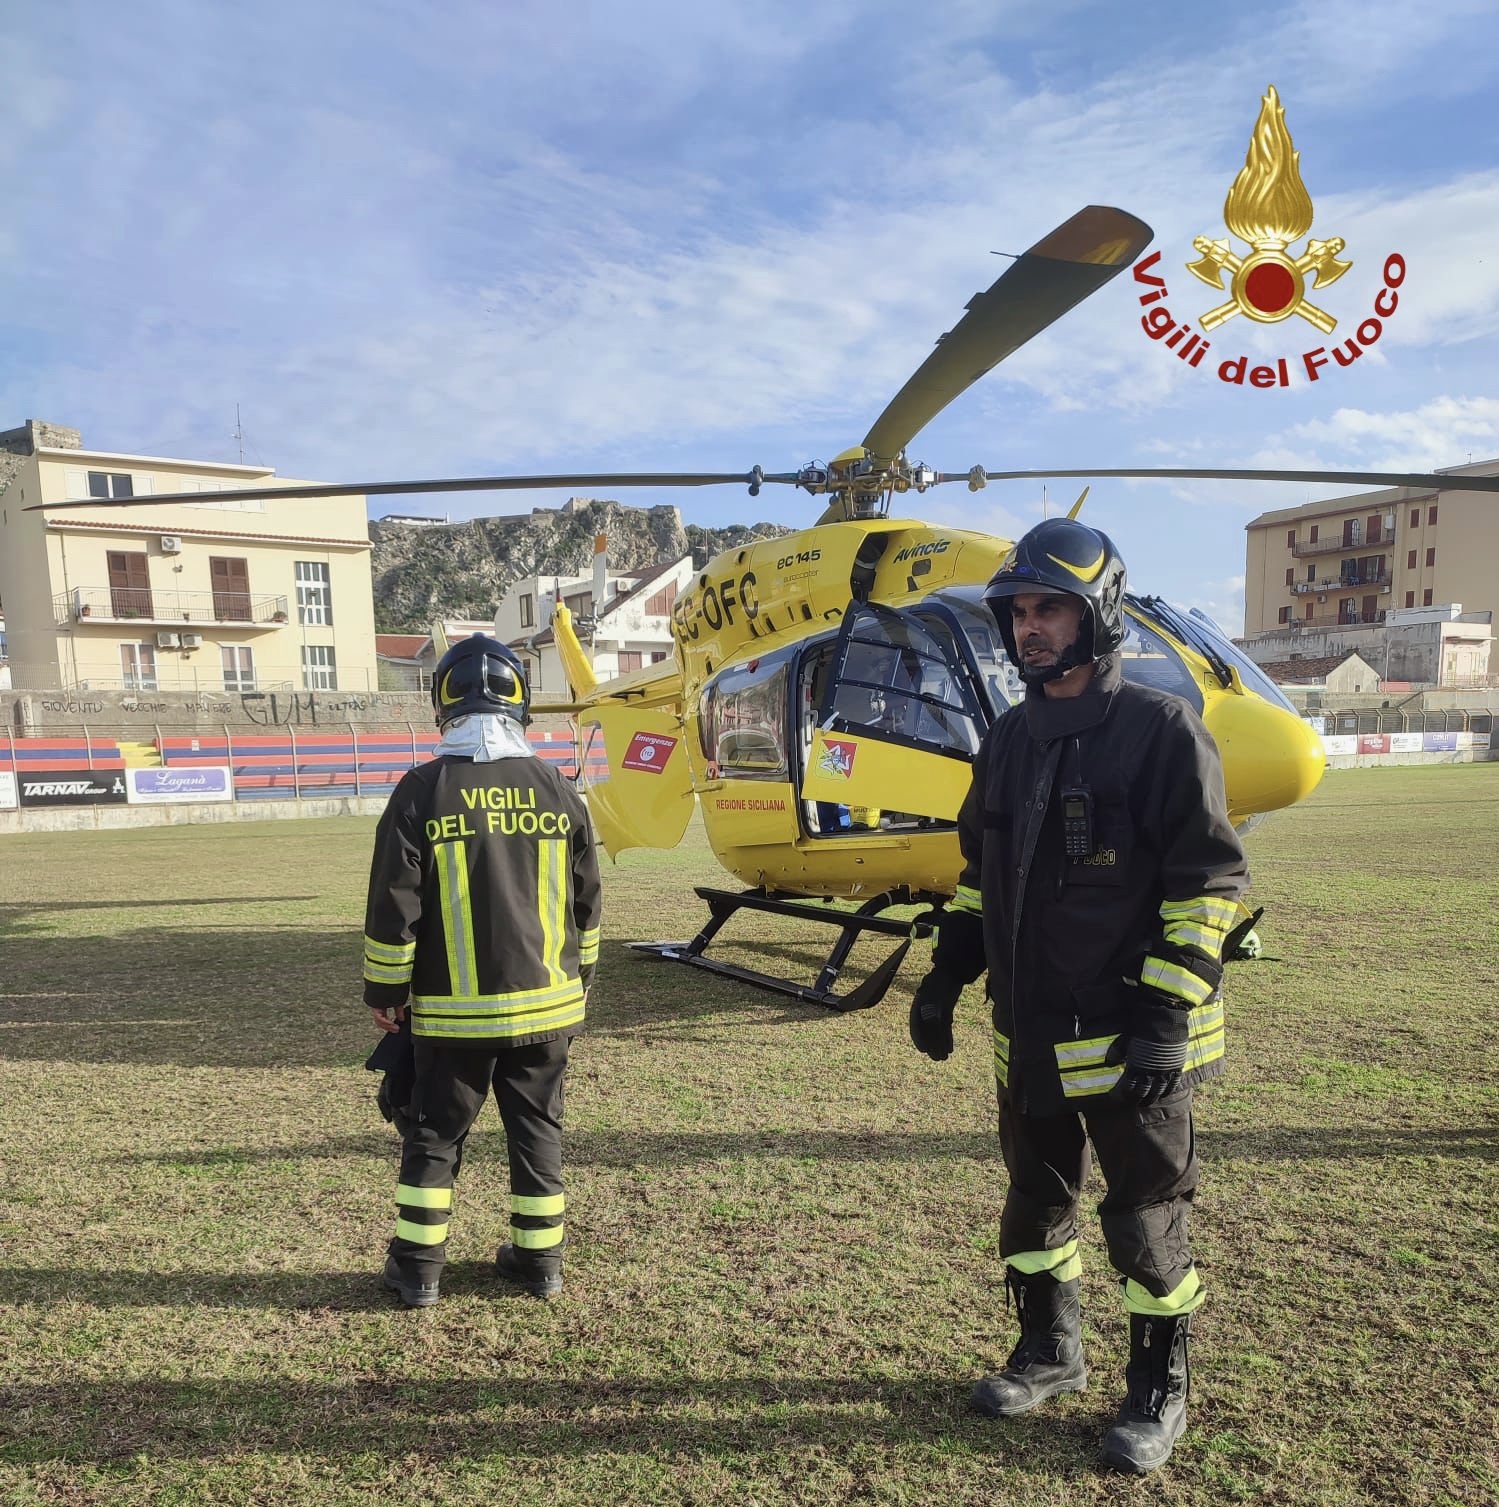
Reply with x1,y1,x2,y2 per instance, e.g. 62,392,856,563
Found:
1290,526,1394,558
1291,611,1389,628
57,587,290,628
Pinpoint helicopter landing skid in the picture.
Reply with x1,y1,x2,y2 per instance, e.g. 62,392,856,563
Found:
630,886,934,1012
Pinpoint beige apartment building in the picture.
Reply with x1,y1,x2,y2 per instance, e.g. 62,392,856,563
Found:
1243,459,1499,637
0,420,377,694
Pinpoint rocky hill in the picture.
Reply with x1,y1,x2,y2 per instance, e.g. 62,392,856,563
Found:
369,498,794,631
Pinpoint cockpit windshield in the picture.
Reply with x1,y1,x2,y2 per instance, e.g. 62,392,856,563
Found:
919,587,1206,714
1134,596,1299,714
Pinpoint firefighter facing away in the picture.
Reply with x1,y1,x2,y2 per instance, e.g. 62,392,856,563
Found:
909,518,1248,1473
363,635,601,1307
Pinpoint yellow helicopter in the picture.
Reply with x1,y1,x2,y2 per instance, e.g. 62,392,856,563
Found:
40,205,1499,1008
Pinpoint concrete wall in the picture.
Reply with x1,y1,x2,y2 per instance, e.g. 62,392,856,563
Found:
1,686,435,736
0,792,391,835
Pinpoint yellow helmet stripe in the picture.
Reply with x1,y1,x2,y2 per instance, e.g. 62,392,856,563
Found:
1046,547,1106,583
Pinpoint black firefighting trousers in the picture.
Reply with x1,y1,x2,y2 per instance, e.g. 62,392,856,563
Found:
997,1084,1198,1298
388,1034,571,1279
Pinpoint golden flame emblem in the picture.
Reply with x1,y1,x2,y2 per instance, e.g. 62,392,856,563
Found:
1187,86,1351,333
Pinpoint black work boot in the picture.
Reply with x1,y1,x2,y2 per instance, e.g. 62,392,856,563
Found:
1099,1311,1192,1473
970,1268,1088,1417
382,1254,440,1309
495,1242,563,1299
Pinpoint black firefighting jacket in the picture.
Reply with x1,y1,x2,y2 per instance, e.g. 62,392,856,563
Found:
362,753,602,1047
949,659,1248,1113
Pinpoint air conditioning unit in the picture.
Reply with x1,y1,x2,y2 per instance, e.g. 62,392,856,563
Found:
156,631,181,648
160,535,183,554
1317,594,1327,603
180,632,203,650
1381,585,1392,594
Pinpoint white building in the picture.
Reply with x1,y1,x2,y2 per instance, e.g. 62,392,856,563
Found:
496,542,693,696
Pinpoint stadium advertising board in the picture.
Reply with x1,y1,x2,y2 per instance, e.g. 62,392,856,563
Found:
1388,733,1424,753
0,771,16,810
1423,732,1459,751
17,769,129,807
125,767,234,805
1321,735,1357,755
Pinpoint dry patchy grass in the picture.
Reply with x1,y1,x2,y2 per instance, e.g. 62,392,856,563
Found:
1,764,1496,1505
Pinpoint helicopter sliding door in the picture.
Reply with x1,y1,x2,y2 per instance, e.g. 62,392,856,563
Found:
800,602,988,824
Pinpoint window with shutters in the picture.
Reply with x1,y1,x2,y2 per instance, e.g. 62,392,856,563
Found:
645,580,678,616
1423,589,1433,606
616,651,643,673
1428,504,1438,524
295,561,333,625
302,645,338,690
1408,550,1417,569
210,557,252,621
519,593,534,628
1426,547,1435,567
1278,606,1291,624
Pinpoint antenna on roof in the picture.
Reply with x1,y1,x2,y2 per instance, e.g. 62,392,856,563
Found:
234,404,245,465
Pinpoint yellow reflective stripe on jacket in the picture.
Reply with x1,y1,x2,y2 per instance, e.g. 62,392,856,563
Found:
1123,1267,1204,1315
537,837,567,986
434,840,479,997
1055,1033,1124,1097
415,979,587,1012
1006,1239,1081,1282
413,998,586,1040
396,1184,452,1210
511,1193,564,1216
579,926,600,966
364,936,417,964
1055,1000,1224,1097
951,884,983,916
395,1217,448,1246
1184,1001,1225,1072
1159,896,1236,955
1141,955,1217,1008
512,1223,565,1249
364,960,414,985
993,1029,1011,1087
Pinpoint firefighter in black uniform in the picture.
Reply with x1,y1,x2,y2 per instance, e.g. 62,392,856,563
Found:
909,519,1248,1473
363,635,601,1307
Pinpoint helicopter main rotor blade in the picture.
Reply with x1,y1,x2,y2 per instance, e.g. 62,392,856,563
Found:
861,206,1153,463
953,467,1499,493
27,470,805,511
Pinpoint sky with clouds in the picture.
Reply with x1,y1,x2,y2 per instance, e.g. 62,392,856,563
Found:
5,0,1498,632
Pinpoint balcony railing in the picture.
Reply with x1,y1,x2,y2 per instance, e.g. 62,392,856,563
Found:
1290,535,1392,558
1290,611,1389,628
57,588,290,627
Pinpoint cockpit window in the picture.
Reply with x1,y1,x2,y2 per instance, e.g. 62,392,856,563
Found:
1118,607,1204,711
1175,604,1299,713
821,603,985,759
916,593,1020,716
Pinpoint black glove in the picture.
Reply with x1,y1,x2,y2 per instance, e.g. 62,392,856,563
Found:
365,1014,416,1134
909,969,964,1061
1106,994,1189,1106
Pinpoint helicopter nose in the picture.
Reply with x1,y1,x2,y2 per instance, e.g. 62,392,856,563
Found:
1205,692,1326,824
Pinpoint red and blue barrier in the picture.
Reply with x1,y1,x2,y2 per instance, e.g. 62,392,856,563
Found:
2,724,602,804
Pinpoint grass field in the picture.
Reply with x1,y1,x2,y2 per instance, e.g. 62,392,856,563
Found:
1,763,1496,1506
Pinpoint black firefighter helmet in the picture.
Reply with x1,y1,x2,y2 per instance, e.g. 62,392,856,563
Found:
982,517,1128,682
431,634,530,728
